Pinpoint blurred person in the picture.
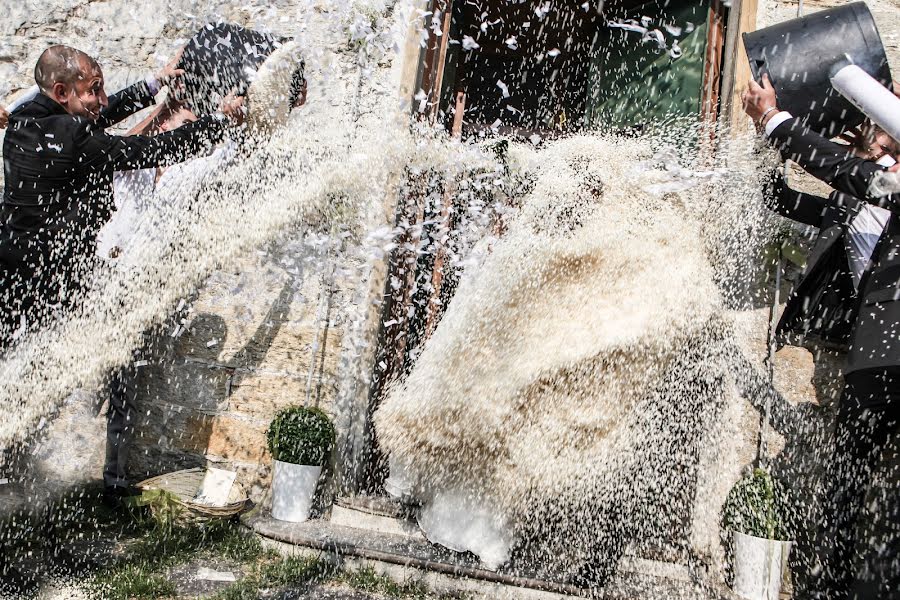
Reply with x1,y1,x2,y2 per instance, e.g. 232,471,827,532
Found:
0,45,245,509
95,65,306,505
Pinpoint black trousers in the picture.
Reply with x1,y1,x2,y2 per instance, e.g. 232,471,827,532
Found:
103,362,138,489
813,367,900,599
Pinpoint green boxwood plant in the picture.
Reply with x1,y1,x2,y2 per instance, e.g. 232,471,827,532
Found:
266,406,336,466
721,468,792,541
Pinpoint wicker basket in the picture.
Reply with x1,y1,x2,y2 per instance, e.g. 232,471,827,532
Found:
135,468,249,525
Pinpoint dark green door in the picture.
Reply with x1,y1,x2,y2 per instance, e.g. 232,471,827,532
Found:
585,0,713,130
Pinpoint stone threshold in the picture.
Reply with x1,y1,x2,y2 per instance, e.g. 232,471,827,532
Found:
242,510,737,600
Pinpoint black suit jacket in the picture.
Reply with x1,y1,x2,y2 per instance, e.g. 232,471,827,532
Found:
768,175,863,351
0,81,226,342
769,118,900,373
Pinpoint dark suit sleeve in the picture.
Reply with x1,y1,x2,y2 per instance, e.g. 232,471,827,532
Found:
765,170,865,231
75,114,227,172
768,118,888,204
95,80,157,129
765,171,827,227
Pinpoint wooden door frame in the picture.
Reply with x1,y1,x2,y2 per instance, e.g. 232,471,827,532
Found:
718,0,760,135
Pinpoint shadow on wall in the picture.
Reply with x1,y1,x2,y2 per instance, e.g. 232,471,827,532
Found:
128,276,298,485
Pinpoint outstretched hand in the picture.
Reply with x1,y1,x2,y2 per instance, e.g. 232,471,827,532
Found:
218,93,246,126
742,73,779,125
155,48,185,88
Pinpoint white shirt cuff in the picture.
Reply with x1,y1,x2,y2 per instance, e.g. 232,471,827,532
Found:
145,75,161,96
765,111,793,137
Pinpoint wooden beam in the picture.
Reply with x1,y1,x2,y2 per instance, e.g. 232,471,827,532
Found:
418,0,454,121
723,0,759,135
450,90,466,137
428,1,454,123
701,0,727,128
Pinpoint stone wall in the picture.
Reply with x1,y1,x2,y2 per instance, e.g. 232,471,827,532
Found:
1,1,309,109
128,247,348,502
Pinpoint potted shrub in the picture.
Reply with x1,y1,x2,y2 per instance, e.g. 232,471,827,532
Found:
266,405,336,522
721,468,794,600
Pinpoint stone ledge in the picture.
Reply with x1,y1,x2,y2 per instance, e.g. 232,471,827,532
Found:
242,511,739,600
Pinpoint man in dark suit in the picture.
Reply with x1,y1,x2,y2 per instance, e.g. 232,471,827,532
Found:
0,46,244,346
744,74,899,598
0,45,245,504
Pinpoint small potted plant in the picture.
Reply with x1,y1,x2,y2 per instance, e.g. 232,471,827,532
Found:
721,468,794,600
267,405,336,522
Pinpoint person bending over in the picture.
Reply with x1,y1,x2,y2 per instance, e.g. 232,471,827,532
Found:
744,74,900,599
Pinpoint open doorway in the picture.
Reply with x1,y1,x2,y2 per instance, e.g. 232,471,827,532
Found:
355,0,730,496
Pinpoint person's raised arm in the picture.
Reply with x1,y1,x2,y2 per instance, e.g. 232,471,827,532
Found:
743,74,890,204
78,94,245,172
765,170,828,228
97,50,185,129
124,96,182,136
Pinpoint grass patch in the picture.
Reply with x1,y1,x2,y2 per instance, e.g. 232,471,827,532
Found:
84,519,264,600
338,566,459,599
85,564,177,600
210,555,336,600
4,487,460,600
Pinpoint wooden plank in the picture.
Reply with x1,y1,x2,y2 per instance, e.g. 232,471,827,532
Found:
728,0,759,135
450,90,466,138
428,1,455,123
700,0,727,127
418,0,454,122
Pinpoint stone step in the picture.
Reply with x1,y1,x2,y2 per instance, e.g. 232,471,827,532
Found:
334,494,417,519
330,495,424,540
243,510,740,600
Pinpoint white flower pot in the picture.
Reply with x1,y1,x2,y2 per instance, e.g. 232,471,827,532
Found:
732,531,793,600
271,460,322,522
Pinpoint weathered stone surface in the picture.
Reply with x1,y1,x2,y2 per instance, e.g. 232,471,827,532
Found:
227,372,309,416
121,247,348,498
144,359,233,412
182,413,270,463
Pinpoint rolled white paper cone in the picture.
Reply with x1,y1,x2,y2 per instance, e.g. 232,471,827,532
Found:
831,64,900,144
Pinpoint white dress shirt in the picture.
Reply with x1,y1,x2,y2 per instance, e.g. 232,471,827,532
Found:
765,112,895,288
